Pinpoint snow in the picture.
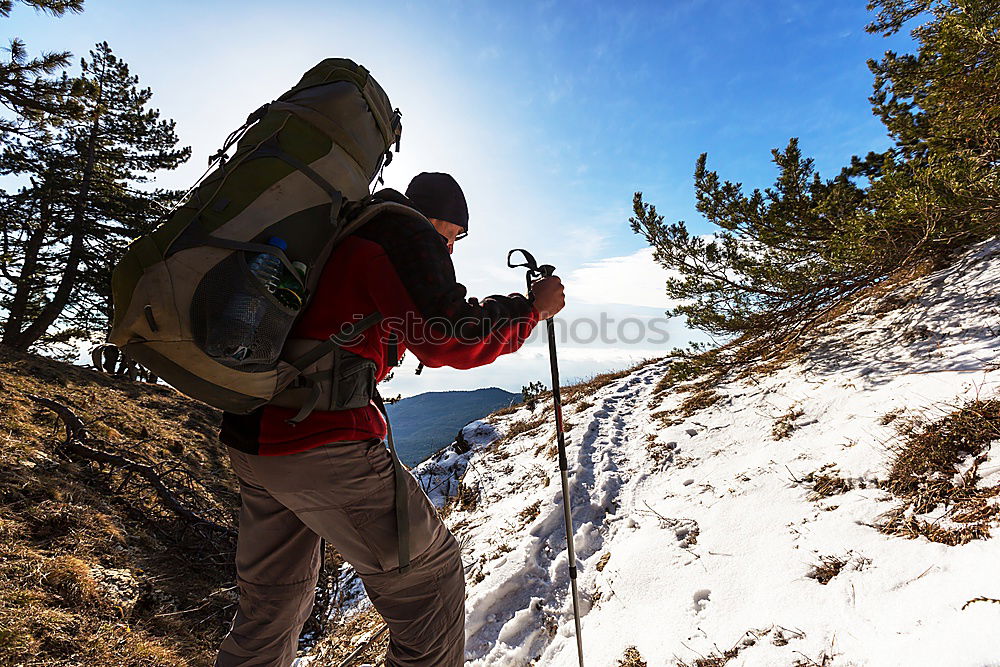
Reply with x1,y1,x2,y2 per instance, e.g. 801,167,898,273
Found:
322,239,1000,666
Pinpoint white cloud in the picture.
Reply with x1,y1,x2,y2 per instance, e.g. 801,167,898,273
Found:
565,247,680,309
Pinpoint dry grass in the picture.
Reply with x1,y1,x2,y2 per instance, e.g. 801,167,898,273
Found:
440,481,479,519
650,408,680,427
802,464,867,500
653,258,941,394
561,368,631,403
517,500,541,524
653,378,724,427
772,406,805,440
880,508,996,545
807,552,871,585
543,441,559,458
677,387,722,418
747,256,939,377
501,415,548,443
646,434,676,466
0,345,240,667
491,543,513,559
595,552,611,572
300,606,389,666
879,407,906,426
792,654,834,667
645,346,735,427
490,402,522,418
962,596,1000,610
675,647,740,667
42,555,102,608
617,645,648,666
808,474,854,499
488,359,659,419
675,626,803,667
653,347,728,397
878,399,1000,545
489,358,660,428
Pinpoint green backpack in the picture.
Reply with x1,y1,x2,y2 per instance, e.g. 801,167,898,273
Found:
108,58,423,417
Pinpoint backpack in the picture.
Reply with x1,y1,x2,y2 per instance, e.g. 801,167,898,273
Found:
108,58,424,417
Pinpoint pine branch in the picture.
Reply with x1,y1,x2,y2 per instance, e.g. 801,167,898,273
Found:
0,0,84,18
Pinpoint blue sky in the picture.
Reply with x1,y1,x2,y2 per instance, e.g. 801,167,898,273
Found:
8,0,913,396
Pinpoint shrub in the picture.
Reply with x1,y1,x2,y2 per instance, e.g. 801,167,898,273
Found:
617,646,648,667
879,399,1000,544
521,380,547,410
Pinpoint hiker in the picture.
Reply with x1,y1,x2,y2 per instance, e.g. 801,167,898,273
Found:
215,172,566,667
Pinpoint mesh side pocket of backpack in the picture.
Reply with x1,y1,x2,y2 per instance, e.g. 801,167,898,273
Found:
191,252,297,372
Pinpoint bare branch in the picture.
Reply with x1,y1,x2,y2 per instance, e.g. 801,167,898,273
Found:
27,393,236,540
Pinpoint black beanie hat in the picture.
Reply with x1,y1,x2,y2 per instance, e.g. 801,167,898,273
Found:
405,172,469,231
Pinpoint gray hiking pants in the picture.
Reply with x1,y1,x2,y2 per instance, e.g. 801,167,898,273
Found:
216,439,466,667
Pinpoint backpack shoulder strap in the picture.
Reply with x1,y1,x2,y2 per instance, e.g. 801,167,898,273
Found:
335,198,429,243
373,390,411,574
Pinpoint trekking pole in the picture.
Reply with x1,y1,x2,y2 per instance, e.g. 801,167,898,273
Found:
508,249,584,667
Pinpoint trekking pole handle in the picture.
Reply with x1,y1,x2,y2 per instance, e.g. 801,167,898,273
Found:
507,248,556,293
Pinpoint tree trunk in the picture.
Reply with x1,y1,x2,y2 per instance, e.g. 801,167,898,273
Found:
9,231,85,350
9,91,102,350
1,195,51,345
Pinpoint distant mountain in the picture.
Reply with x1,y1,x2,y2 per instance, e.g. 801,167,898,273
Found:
386,387,520,466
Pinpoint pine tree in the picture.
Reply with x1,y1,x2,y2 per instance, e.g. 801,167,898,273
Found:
633,0,998,353
0,42,189,354
630,140,870,340
865,0,999,239
867,0,998,164
0,0,84,138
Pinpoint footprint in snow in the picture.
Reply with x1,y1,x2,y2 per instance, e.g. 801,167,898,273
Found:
692,589,711,613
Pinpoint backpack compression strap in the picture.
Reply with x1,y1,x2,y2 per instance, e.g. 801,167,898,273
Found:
284,311,384,425
268,101,370,173
372,390,411,575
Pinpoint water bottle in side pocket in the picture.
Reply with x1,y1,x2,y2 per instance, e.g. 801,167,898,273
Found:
205,236,288,362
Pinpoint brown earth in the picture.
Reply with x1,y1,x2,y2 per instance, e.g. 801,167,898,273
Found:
0,345,238,667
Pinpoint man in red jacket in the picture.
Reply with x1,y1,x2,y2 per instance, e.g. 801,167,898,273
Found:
216,172,565,667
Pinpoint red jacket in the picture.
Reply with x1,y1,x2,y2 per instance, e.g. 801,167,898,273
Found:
220,191,539,455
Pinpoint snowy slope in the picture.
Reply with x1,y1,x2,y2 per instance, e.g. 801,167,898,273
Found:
339,239,1000,666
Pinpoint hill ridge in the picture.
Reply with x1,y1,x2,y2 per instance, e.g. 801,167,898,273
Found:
312,238,1000,666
